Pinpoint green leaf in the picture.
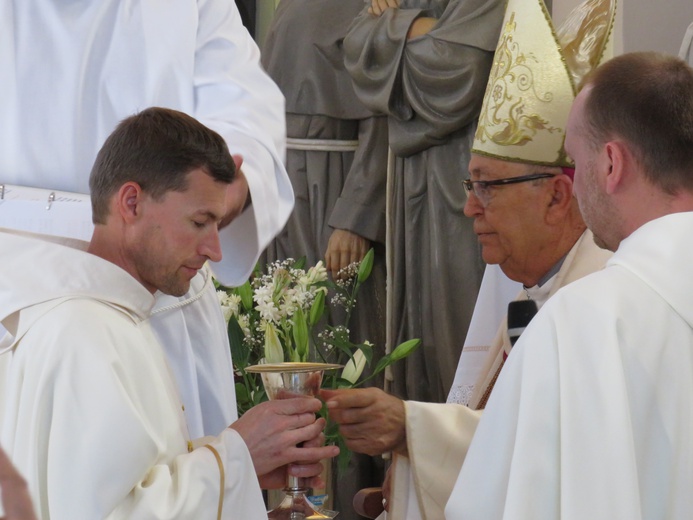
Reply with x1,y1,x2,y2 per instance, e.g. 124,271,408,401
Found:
237,280,254,312
293,257,307,270
358,342,374,366
370,356,391,378
228,316,248,367
322,414,340,441
309,289,326,327
356,248,374,284
336,435,353,474
357,339,421,387
252,387,267,406
235,381,250,403
335,376,356,389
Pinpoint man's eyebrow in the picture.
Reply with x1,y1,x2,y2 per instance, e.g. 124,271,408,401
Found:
468,167,490,179
194,209,223,221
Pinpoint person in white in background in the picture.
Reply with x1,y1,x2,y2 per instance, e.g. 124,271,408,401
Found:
0,108,338,519
0,1,293,441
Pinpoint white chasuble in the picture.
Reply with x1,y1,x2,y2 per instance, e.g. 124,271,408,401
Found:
390,230,610,519
0,230,266,519
447,213,693,519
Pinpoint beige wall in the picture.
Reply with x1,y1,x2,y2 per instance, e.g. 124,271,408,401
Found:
554,0,693,57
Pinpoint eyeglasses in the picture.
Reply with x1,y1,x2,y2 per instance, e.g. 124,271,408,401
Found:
462,172,556,206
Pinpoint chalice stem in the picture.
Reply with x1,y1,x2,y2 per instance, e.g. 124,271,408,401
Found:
246,363,342,519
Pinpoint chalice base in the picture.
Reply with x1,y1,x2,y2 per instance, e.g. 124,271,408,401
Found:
268,490,338,519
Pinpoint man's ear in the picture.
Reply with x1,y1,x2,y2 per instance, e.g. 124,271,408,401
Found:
604,141,628,195
116,182,144,223
232,154,244,173
545,174,573,224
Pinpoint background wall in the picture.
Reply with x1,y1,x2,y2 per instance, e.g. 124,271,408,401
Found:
553,0,693,57
255,0,279,50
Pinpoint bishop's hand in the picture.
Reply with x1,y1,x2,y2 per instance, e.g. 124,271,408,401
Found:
322,387,407,456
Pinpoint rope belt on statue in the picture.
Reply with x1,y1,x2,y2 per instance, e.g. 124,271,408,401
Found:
286,137,359,152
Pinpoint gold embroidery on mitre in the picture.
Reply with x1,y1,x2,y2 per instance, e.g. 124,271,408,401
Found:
475,12,562,149
472,0,616,167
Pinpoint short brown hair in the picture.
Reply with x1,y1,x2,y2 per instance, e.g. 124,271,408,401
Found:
89,107,236,223
580,52,693,194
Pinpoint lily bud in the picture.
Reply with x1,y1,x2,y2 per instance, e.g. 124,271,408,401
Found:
264,322,284,364
356,248,374,284
292,307,309,362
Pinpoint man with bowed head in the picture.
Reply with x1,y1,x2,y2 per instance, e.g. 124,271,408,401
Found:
324,0,615,517
0,108,338,519
447,51,693,518
0,0,294,443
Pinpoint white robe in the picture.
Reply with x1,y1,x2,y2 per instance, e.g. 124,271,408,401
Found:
446,212,693,519
0,0,293,437
0,230,266,519
388,230,610,520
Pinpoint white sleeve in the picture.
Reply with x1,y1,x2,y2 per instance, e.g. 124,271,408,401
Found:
399,402,480,519
108,429,266,520
194,0,294,286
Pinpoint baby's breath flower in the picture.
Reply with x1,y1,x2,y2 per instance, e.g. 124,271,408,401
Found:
336,261,360,281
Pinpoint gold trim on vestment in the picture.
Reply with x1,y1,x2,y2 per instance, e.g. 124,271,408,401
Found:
204,444,225,520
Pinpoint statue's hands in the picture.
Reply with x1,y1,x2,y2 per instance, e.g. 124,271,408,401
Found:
324,229,370,280
369,0,400,17
229,398,339,488
407,17,437,39
321,388,407,456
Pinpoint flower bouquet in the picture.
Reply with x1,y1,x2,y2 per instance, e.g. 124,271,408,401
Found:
216,249,420,469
